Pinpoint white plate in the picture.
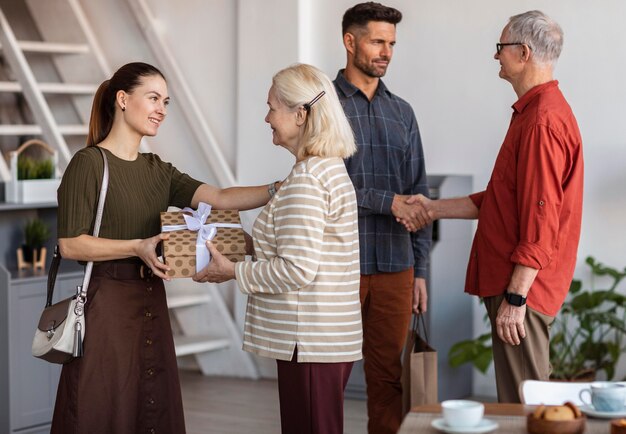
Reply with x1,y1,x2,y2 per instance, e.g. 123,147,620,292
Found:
431,418,499,434
580,404,626,419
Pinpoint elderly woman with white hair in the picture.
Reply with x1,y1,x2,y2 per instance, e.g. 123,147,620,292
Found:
194,63,362,434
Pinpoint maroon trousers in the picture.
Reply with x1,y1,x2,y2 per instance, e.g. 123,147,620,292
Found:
360,269,414,434
276,348,354,434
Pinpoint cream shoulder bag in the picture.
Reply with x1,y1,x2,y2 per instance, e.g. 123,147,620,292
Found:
31,147,109,364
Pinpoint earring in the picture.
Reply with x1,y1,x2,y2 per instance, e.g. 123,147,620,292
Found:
122,106,126,112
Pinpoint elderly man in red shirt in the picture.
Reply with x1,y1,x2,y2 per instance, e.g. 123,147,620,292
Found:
406,10,584,402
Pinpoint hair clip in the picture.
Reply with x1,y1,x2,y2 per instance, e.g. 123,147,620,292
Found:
303,91,326,112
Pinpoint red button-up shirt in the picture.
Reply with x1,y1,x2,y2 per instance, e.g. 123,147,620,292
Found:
466,81,584,316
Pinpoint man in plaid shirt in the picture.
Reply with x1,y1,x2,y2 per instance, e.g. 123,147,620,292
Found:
334,3,432,433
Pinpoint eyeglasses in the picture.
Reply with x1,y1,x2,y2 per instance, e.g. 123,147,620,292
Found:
496,42,532,55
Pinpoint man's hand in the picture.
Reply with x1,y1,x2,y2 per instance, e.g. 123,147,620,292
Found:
397,194,435,232
412,277,428,314
495,298,527,345
192,241,236,284
391,194,431,232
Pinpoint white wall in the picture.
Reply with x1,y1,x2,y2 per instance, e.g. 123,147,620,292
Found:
76,0,626,393
307,0,626,267
79,0,237,185
252,0,626,394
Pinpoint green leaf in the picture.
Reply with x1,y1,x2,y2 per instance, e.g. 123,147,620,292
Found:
551,332,565,346
448,333,493,374
570,292,596,311
473,349,494,374
569,279,582,294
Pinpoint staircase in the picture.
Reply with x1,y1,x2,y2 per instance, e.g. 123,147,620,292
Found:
0,0,109,177
0,0,257,378
167,279,258,378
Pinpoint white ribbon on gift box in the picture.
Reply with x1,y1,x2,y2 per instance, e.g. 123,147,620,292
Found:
161,202,242,272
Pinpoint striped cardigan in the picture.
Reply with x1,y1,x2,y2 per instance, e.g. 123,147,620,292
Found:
235,156,362,363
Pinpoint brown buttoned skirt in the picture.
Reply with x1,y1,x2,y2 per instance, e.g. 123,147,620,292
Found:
51,261,186,434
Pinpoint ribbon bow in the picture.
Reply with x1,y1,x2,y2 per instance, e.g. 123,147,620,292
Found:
162,202,242,272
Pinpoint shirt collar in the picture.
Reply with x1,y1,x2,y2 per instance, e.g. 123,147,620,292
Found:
512,80,559,113
335,69,391,99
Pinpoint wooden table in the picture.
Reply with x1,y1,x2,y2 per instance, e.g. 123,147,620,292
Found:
399,403,611,433
411,403,530,416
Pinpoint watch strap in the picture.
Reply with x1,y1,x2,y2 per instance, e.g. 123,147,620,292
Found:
504,291,527,306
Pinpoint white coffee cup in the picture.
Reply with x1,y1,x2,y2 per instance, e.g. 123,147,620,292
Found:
579,382,626,412
441,400,484,428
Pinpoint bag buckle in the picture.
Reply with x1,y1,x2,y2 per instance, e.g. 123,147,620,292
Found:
74,285,86,316
46,321,56,340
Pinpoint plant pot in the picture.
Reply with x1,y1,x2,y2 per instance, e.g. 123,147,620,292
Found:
21,244,35,263
5,179,61,204
17,246,47,270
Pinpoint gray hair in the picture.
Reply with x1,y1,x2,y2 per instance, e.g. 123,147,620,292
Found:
507,10,563,66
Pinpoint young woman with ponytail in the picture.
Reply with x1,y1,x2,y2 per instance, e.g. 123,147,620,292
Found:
52,62,273,434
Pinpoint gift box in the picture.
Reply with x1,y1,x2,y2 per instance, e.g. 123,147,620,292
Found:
160,207,246,278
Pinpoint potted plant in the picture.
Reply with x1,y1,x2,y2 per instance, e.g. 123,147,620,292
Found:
17,155,55,180
448,256,626,381
5,139,60,204
21,218,51,264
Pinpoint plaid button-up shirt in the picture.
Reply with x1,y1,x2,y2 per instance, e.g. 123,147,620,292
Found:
334,71,431,278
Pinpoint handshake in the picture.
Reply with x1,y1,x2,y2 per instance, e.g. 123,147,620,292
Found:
392,193,434,232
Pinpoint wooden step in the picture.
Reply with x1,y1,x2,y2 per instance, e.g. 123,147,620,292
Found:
173,336,230,357
0,40,90,54
0,124,88,135
167,288,212,309
0,81,98,94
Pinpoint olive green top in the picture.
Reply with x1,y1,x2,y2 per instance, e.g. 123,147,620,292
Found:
58,146,202,241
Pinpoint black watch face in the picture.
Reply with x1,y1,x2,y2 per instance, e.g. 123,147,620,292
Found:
507,293,525,306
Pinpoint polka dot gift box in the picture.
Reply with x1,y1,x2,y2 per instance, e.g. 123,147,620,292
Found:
160,208,246,278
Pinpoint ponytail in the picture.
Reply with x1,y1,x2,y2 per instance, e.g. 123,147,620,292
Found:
85,62,165,147
86,79,113,147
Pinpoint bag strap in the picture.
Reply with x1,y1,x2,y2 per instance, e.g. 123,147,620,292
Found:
44,147,109,308
412,313,430,343
45,245,62,307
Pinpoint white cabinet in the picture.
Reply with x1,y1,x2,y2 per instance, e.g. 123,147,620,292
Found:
0,264,83,433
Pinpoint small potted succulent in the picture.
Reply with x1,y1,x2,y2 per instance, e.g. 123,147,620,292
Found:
21,218,51,264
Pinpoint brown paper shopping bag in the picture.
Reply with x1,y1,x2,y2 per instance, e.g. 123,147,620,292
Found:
401,313,438,415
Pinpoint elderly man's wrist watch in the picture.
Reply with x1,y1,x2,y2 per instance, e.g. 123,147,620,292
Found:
504,291,527,306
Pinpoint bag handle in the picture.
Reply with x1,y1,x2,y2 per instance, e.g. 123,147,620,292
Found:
44,147,109,308
412,313,430,343
12,139,56,157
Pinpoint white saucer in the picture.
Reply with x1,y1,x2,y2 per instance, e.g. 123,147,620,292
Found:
580,404,626,419
431,418,499,434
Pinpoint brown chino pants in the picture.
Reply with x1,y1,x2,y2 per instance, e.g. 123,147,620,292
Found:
484,295,555,403
360,269,414,434
276,347,354,434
